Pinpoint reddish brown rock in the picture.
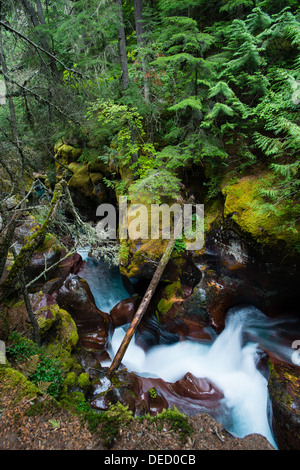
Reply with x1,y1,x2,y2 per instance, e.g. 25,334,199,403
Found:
134,373,224,417
171,372,224,403
110,295,140,328
56,274,112,353
90,370,139,413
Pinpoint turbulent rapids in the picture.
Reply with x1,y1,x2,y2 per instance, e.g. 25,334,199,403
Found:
78,250,300,450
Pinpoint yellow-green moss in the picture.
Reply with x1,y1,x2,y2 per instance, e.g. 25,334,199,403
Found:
68,163,94,197
48,304,79,352
64,371,77,388
55,143,82,163
90,172,103,185
0,367,41,401
77,372,91,391
204,198,223,234
156,281,184,317
222,174,299,246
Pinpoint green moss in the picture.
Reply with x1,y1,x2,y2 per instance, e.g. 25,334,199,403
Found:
37,315,55,336
46,304,79,352
64,371,77,388
77,372,91,391
68,163,94,198
35,233,63,254
56,143,82,165
149,407,193,442
120,238,168,278
222,174,299,246
119,241,130,266
44,343,78,375
156,281,184,318
0,367,41,402
204,198,223,234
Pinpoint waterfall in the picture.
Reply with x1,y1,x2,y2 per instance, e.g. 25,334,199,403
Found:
77,254,300,449
77,249,129,313
107,306,280,448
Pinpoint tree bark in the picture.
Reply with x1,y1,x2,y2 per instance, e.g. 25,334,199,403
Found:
133,0,149,101
0,180,64,301
116,0,129,91
0,212,18,281
11,244,41,346
0,20,82,78
0,14,20,150
20,0,60,80
107,234,177,377
0,7,26,192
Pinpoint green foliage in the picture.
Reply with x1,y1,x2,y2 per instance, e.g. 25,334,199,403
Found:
6,333,64,400
30,358,64,400
128,168,182,204
150,407,193,441
6,333,39,360
148,387,158,399
174,238,186,255
87,402,133,447
1,0,299,257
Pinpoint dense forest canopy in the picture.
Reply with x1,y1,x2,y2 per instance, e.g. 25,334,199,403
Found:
0,0,299,251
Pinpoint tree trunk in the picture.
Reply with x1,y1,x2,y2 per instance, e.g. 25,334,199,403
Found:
20,0,60,80
133,0,149,101
116,0,129,91
11,244,41,346
0,19,19,147
0,180,64,300
0,212,18,281
107,234,177,377
0,7,25,186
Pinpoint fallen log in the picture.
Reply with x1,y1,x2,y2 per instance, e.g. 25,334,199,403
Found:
107,233,178,378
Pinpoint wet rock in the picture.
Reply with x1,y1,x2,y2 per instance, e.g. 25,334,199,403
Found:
171,372,224,403
90,369,139,413
135,374,224,418
56,274,112,353
173,225,300,332
110,295,140,328
268,359,300,450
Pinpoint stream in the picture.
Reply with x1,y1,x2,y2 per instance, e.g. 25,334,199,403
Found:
77,250,300,450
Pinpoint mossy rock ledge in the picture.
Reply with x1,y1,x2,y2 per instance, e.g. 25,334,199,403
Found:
221,173,299,248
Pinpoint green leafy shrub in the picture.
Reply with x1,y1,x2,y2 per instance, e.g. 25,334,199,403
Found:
6,332,39,360
6,333,64,400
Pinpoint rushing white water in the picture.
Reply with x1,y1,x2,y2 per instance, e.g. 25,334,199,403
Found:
77,249,129,313
77,253,300,449
107,306,280,448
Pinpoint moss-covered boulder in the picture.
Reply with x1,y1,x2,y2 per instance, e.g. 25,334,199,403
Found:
68,163,95,199
67,162,107,219
67,162,107,200
29,291,79,352
119,238,168,279
54,140,82,173
268,359,300,450
0,367,41,404
221,173,299,247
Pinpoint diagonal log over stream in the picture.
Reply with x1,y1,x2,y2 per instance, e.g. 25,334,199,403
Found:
107,227,179,378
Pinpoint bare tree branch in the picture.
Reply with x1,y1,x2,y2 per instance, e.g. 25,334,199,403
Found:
0,20,84,78
0,69,81,126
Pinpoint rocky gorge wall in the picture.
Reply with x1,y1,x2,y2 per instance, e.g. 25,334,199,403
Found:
1,141,299,450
